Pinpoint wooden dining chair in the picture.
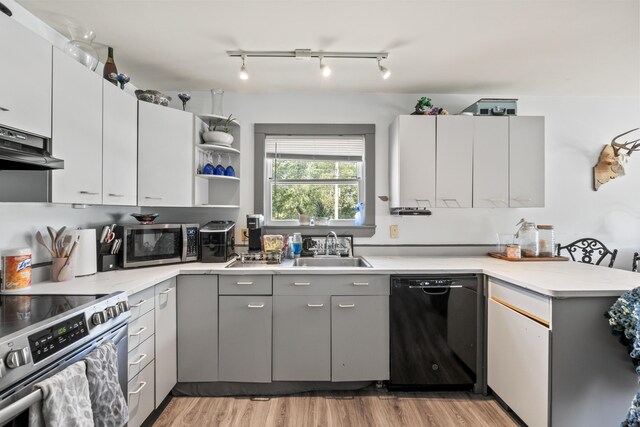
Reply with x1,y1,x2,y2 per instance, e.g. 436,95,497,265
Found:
632,252,640,272
556,238,618,268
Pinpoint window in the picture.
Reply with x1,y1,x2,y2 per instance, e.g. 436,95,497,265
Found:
266,135,364,222
254,124,376,237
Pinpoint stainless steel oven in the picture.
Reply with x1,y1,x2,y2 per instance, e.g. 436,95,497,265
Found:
121,223,199,268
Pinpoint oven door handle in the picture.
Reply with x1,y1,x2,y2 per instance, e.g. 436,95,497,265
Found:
0,389,43,426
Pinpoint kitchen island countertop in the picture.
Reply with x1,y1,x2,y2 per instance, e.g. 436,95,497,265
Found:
4,256,639,298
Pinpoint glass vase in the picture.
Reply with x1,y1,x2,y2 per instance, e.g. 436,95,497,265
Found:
63,24,99,71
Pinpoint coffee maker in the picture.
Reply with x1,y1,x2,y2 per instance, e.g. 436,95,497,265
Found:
247,214,265,252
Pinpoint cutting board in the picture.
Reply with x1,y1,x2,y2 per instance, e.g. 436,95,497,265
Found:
488,252,569,262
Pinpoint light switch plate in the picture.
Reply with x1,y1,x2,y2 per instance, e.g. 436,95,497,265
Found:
390,225,399,239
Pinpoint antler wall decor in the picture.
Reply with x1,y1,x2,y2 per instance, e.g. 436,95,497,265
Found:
593,128,640,190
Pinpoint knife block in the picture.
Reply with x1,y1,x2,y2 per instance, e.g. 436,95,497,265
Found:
97,242,118,272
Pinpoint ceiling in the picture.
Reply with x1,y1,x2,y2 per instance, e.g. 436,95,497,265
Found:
17,0,640,95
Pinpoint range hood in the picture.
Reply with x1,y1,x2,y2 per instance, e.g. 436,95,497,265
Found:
0,126,63,170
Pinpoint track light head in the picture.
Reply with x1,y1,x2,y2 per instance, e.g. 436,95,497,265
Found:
319,56,331,77
378,58,390,80
239,55,249,80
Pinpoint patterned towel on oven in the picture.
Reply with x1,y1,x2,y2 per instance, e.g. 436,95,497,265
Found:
84,340,129,427
28,360,94,427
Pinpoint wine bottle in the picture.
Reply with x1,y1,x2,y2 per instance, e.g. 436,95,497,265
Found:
103,47,118,85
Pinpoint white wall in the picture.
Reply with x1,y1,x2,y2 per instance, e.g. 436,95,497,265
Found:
163,90,640,267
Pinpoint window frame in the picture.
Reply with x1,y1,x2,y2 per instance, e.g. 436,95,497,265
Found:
255,124,376,237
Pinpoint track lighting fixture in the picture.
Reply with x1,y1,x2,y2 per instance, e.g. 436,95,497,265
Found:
319,56,331,77
378,57,391,80
238,55,249,80
229,49,390,80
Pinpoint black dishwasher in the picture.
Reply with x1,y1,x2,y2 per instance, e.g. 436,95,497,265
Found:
389,275,483,391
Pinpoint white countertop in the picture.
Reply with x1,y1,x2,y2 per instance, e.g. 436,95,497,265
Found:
4,256,640,298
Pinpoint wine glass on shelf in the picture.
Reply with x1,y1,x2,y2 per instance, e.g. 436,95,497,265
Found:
214,153,225,175
225,154,235,177
202,152,214,175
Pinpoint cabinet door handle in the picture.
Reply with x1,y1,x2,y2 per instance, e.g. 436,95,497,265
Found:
129,381,147,395
307,303,324,307
338,303,356,308
159,288,174,295
236,281,253,285
129,326,147,337
352,282,369,286
129,353,147,366
416,199,432,208
0,106,9,112
144,196,163,200
513,197,532,202
488,198,507,207
294,282,311,286
442,198,461,208
79,191,100,195
108,193,125,197
129,299,146,308
248,304,265,308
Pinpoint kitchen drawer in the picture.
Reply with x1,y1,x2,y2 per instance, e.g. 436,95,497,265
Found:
219,275,272,295
128,310,155,351
273,275,389,296
489,278,550,326
128,360,155,427
128,335,154,381
128,287,155,321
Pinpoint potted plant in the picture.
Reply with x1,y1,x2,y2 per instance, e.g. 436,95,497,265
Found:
203,114,235,145
297,206,310,225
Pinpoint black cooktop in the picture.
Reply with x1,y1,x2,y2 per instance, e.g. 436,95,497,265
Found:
0,295,99,338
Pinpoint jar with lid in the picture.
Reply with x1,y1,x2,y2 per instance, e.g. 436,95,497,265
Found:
537,225,555,257
515,219,539,257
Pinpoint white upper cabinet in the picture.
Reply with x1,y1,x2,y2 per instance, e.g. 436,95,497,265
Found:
138,102,193,207
51,49,103,205
509,116,545,207
473,117,509,208
389,115,436,210
0,14,52,137
436,115,474,208
103,82,137,206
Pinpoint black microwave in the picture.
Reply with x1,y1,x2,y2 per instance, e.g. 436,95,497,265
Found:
200,221,235,263
121,223,199,268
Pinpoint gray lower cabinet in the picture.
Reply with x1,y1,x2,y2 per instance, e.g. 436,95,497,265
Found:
331,295,389,382
273,295,331,381
176,275,219,382
219,295,273,383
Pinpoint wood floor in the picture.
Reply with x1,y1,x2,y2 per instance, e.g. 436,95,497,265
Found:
153,390,518,427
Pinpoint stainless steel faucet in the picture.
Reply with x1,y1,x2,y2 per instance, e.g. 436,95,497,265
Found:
325,231,338,256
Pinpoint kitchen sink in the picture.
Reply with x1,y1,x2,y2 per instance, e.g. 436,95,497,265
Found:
292,257,372,268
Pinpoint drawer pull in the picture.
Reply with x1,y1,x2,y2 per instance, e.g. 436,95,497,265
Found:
491,297,550,327
130,326,147,337
144,196,163,200
0,106,9,112
79,190,99,195
129,353,147,366
307,303,324,308
248,304,265,308
338,303,356,308
294,282,311,286
160,288,174,295
352,282,369,286
129,299,146,308
129,381,147,395
108,193,125,197
236,281,254,285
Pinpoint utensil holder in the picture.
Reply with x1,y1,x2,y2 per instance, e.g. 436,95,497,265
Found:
51,257,74,282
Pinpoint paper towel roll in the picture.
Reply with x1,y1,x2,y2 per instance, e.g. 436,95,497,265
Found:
68,229,97,277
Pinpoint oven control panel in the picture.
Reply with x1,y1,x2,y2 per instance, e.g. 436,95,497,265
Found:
28,313,89,364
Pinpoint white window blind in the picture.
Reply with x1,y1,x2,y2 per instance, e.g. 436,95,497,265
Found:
265,135,365,161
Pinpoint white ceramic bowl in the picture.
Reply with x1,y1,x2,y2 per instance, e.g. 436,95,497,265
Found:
203,130,234,145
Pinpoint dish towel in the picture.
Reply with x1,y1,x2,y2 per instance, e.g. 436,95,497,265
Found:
84,340,129,427
29,360,94,427
606,287,640,427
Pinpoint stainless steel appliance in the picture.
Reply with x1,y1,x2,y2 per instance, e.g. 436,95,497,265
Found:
247,214,264,252
120,223,199,268
389,275,484,391
0,126,63,170
200,221,236,263
0,292,130,425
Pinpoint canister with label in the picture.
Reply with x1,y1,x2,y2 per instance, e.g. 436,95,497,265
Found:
1,248,32,292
